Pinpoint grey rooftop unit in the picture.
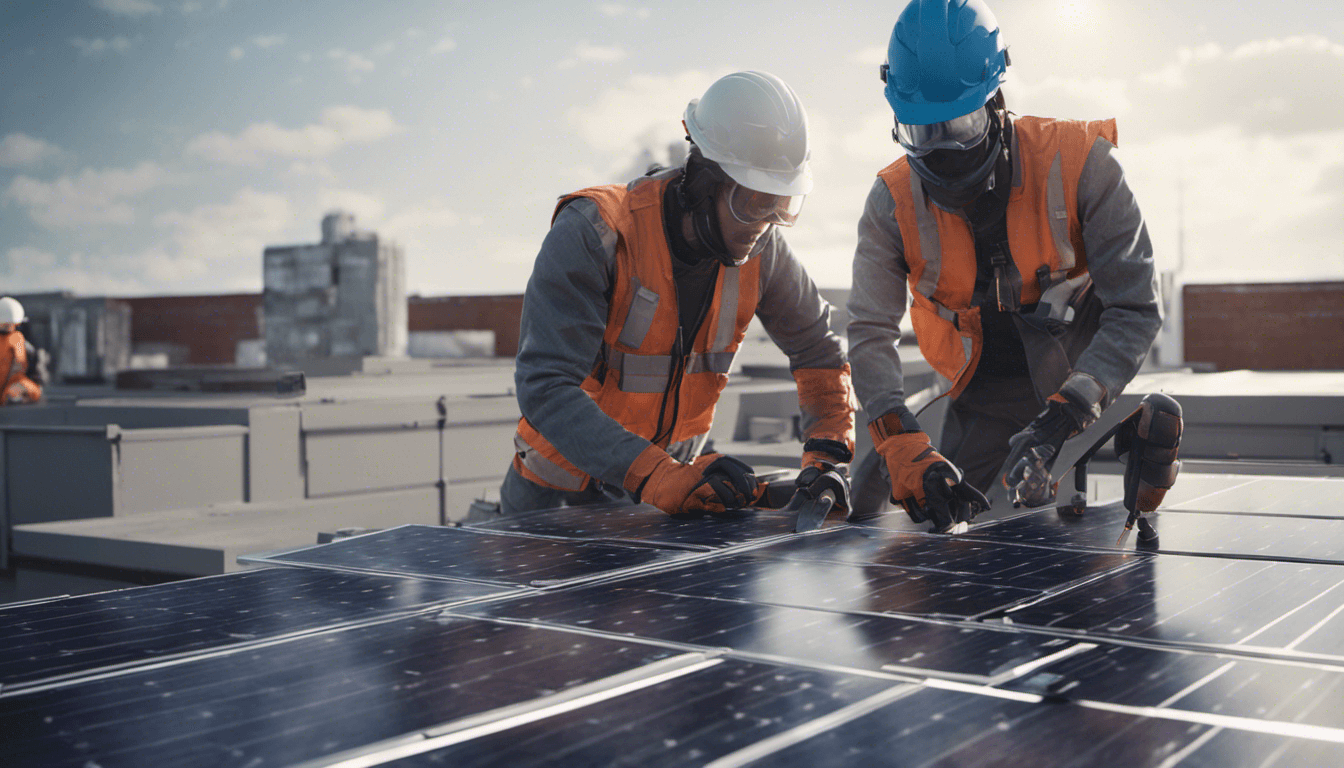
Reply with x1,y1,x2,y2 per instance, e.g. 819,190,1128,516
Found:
263,211,407,366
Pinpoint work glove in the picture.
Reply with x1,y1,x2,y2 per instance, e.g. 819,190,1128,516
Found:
1001,375,1106,508
622,446,762,517
689,453,769,513
870,409,989,533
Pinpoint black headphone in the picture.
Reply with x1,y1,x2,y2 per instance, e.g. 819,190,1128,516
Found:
676,146,758,267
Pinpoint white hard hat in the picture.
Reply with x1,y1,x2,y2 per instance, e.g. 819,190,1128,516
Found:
0,297,25,325
683,71,813,197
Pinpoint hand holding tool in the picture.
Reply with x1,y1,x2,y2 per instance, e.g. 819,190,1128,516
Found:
789,464,851,532
1001,380,1103,507
869,408,987,533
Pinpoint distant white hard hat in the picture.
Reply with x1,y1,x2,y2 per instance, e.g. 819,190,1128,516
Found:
683,71,813,196
0,297,24,325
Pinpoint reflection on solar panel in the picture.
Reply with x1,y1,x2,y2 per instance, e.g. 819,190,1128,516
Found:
6,476,1344,767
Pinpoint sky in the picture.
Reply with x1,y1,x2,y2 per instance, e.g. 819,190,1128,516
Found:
1,0,1342,298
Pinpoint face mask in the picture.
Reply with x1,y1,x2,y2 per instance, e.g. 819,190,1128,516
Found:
907,112,1004,211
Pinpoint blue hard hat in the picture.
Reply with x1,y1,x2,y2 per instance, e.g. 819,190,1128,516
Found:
882,0,1009,125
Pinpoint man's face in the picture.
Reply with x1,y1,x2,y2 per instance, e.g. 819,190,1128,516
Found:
714,185,772,263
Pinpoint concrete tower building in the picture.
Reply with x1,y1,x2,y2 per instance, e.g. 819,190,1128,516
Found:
263,212,407,366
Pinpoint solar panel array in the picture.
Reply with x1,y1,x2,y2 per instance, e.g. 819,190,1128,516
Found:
4,474,1344,767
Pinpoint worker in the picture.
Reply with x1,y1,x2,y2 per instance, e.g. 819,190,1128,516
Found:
502,71,857,517
0,297,43,405
847,0,1162,532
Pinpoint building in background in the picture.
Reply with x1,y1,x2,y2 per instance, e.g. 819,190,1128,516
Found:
13,292,131,384
122,293,263,368
263,211,408,366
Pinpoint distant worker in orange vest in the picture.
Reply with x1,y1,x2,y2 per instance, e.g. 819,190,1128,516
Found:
503,71,857,517
848,0,1162,532
0,297,43,405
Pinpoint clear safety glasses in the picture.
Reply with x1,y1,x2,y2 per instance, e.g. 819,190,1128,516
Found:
724,181,805,226
894,107,991,158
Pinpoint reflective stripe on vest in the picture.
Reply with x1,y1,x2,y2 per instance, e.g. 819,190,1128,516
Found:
513,431,587,490
1046,151,1076,274
909,171,942,300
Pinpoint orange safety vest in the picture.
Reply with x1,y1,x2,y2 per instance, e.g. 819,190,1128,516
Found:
1,331,41,405
879,115,1118,399
513,173,761,491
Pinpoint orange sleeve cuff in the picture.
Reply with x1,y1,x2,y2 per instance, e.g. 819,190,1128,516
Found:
793,364,857,456
623,444,671,494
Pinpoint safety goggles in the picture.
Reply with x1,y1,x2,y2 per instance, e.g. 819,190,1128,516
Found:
894,107,991,158
724,181,805,226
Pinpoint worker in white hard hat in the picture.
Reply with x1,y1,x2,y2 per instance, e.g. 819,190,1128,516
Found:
502,71,856,517
0,297,42,405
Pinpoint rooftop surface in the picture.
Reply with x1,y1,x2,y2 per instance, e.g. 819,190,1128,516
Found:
5,468,1344,766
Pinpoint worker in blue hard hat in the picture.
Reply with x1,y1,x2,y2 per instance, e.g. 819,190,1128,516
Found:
848,0,1163,532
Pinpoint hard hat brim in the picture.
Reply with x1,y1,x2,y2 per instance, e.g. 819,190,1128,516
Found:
716,160,813,197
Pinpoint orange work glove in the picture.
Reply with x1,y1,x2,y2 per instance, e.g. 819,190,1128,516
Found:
624,446,764,516
869,409,989,532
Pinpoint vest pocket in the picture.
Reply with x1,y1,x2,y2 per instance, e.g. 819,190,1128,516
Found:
617,279,660,349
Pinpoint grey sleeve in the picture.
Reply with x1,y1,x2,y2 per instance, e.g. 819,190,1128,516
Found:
1073,137,1164,402
513,199,654,487
754,231,847,371
846,177,912,420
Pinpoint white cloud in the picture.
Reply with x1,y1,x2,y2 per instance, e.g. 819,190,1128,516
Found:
180,1,203,13
252,34,286,49
147,188,296,287
92,0,161,16
229,46,245,60
3,162,170,228
385,199,461,237
317,189,385,224
370,40,396,58
1004,74,1131,122
4,189,299,294
185,106,401,165
567,71,716,170
430,37,457,54
3,247,148,295
328,48,375,77
575,41,627,63
1120,127,1344,282
1011,35,1344,141
597,3,650,19
70,36,135,56
284,160,337,182
0,133,63,167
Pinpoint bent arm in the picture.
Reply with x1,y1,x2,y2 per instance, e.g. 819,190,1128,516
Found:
1073,137,1164,403
754,233,855,456
514,199,655,487
847,178,913,421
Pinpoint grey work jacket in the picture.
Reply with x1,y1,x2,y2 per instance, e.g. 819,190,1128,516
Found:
515,194,846,488
847,133,1163,422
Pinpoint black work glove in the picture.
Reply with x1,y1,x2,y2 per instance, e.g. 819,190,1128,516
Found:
1001,393,1096,508
907,463,990,534
689,454,765,515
